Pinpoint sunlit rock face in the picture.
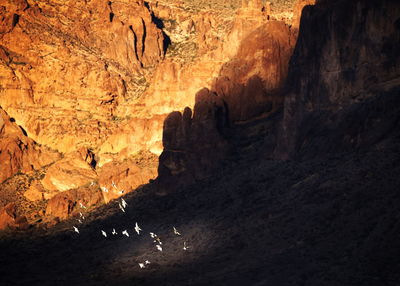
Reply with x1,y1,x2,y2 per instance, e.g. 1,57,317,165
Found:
98,156,157,203
0,0,165,154
0,202,29,230
0,106,61,183
276,0,400,159
157,3,300,184
212,20,295,122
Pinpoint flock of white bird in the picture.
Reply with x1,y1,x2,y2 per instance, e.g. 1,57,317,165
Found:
72,184,190,270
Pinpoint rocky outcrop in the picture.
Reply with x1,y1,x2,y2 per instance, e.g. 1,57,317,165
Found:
45,186,103,220
0,203,29,230
157,8,297,184
98,156,157,203
158,88,230,185
0,106,60,183
275,0,400,159
0,0,165,154
41,149,97,193
212,20,295,122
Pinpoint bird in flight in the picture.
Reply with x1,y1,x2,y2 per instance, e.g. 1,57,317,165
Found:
173,226,181,236
122,230,129,237
112,228,117,235
119,203,126,213
121,198,128,208
156,245,163,252
112,181,117,189
135,222,142,235
79,202,86,209
73,226,79,234
101,186,108,193
138,263,145,269
183,241,189,251
101,230,107,237
145,260,151,265
155,237,162,245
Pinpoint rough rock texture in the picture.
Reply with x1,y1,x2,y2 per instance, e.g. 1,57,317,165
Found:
98,156,157,203
45,186,103,220
24,182,45,201
212,20,295,122
41,149,97,193
158,88,230,185
0,106,60,183
0,202,28,230
0,0,165,154
0,202,16,229
158,10,297,183
275,0,400,159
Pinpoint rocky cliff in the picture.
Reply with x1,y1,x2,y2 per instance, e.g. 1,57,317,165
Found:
159,0,400,184
276,0,400,159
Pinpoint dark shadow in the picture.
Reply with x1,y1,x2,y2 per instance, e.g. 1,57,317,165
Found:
144,1,170,55
12,14,19,28
19,125,28,136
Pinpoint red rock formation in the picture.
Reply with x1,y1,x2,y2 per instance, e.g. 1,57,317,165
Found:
45,186,102,220
98,157,157,203
0,202,29,230
0,106,60,183
0,0,165,153
212,20,295,122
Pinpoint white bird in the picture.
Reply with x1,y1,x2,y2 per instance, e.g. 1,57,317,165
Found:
150,232,156,238
138,263,145,269
119,203,125,213
112,181,117,189
112,228,117,235
90,181,94,186
121,198,128,208
135,222,142,235
118,190,125,195
73,226,79,234
101,186,108,193
101,230,107,237
183,241,189,251
77,219,82,224
156,245,163,252
173,226,181,236
122,230,129,237
145,260,151,265
79,202,86,209
155,237,162,245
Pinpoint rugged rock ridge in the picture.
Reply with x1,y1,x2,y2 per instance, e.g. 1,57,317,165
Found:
158,0,400,184
276,0,400,159
158,88,230,184
0,106,60,183
0,0,165,153
158,17,296,183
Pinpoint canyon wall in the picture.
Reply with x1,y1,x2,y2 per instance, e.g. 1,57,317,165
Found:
158,0,400,184
276,0,400,159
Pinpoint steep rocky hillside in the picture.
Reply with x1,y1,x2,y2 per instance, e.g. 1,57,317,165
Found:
0,0,399,285
0,0,307,223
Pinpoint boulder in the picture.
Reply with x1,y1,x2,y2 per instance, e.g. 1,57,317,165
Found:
98,157,157,203
45,187,103,219
41,150,97,193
